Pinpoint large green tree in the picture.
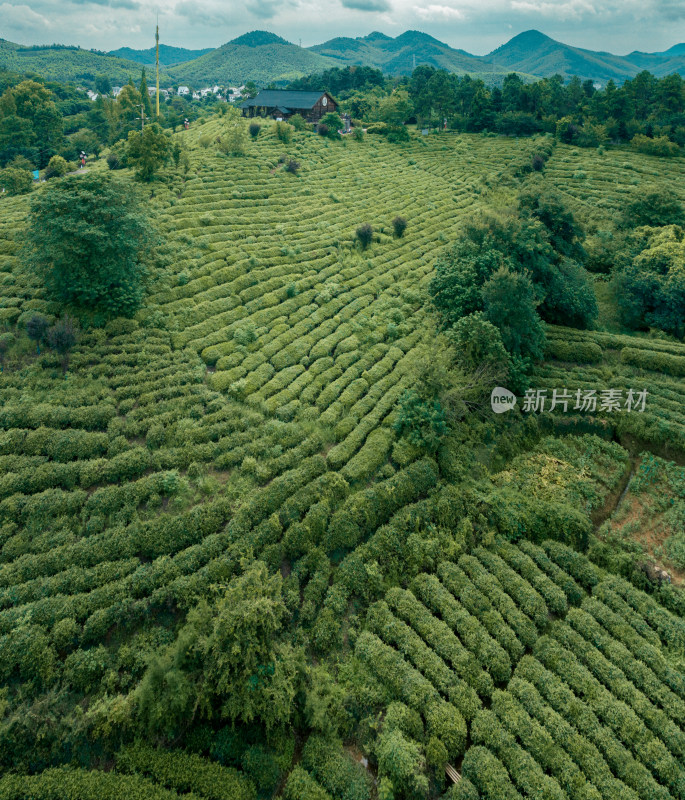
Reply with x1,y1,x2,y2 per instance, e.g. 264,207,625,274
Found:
613,225,685,338
22,172,152,316
136,561,303,738
126,122,172,181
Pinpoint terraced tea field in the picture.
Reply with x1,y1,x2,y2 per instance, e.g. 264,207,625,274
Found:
0,121,684,798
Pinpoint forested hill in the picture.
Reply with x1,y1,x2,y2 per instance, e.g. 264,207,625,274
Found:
5,28,685,89
487,29,685,84
167,31,338,86
0,40,172,85
108,44,213,67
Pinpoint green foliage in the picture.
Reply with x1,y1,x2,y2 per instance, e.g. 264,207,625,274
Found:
275,121,294,144
391,216,407,238
612,225,685,338
301,736,372,800
0,166,32,195
23,172,152,316
46,154,69,178
116,742,256,800
218,108,249,156
631,133,681,157
376,729,428,799
448,312,510,378
136,561,303,736
482,267,545,362
126,123,172,181
355,223,373,250
284,767,332,800
620,346,685,375
46,316,78,370
248,122,261,139
393,389,447,453
544,338,603,363
619,188,685,229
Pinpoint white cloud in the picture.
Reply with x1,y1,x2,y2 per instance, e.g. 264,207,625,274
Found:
510,0,596,19
0,2,51,30
413,3,465,20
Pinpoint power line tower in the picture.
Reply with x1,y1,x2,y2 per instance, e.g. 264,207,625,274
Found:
156,14,160,118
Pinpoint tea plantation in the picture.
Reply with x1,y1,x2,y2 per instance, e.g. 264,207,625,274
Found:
0,120,683,799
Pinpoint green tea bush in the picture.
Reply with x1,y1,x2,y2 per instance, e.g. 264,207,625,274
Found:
545,339,602,363
621,346,685,376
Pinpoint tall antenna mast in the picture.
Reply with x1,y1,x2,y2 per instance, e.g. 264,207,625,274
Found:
155,13,160,117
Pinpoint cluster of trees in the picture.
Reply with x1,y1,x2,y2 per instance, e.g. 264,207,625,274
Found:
0,68,201,181
406,67,685,147
288,65,385,96
428,180,596,390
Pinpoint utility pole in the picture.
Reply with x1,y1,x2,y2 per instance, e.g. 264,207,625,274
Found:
136,104,147,130
156,14,160,118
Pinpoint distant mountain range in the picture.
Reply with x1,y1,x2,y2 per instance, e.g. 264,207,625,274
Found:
487,30,685,84
0,39,172,85
108,44,213,67
309,30,493,77
166,31,336,86
1,29,684,89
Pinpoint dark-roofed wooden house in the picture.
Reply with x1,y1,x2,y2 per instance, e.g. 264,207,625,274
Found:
240,90,337,123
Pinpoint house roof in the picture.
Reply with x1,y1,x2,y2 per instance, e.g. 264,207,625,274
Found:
241,89,333,110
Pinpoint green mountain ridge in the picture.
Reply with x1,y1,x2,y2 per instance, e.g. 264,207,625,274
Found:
2,29,685,88
108,44,213,67
310,29,501,77
0,39,172,86
488,29,685,83
168,33,337,86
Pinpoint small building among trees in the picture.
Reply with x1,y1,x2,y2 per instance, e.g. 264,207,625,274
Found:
240,90,337,123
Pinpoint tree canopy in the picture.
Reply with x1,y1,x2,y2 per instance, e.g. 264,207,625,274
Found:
23,172,153,317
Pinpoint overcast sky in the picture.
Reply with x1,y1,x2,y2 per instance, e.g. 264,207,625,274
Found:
1,0,683,55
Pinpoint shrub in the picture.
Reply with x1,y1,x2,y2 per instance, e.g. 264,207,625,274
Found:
0,167,32,195
620,346,685,376
619,188,685,229
387,126,410,143
275,121,293,144
284,767,332,800
116,742,256,800
285,159,300,175
352,126,364,141
631,134,681,157
47,316,78,371
289,114,306,131
26,313,50,353
249,122,261,139
320,113,343,139
355,223,373,250
45,155,69,179
392,216,407,238
544,339,603,363
317,124,329,137
532,153,545,171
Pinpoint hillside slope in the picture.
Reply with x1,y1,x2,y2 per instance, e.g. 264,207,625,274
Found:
169,31,338,86
0,123,684,794
108,44,213,67
310,29,493,76
0,39,172,85
487,29,685,83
